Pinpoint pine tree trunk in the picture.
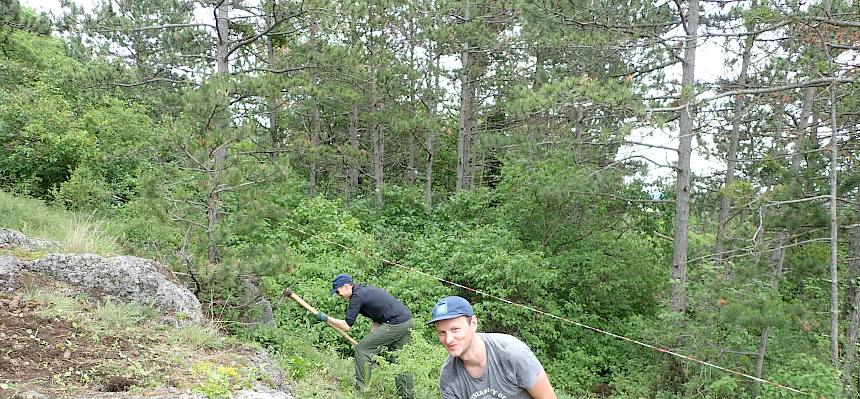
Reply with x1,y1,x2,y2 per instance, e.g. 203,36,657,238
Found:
346,104,359,203
265,0,279,162
371,74,383,208
845,203,860,390
670,0,699,316
828,84,839,367
715,33,753,273
406,16,417,186
844,198,860,390
215,3,228,75
424,51,440,212
308,23,320,198
208,1,230,264
373,120,384,208
407,132,416,185
309,95,320,198
792,87,815,172
425,126,436,212
456,3,472,193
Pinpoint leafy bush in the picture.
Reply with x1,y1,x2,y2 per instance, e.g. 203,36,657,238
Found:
758,353,841,398
191,362,252,399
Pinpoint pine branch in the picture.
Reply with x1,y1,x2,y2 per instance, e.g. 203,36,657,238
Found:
231,65,316,75
92,23,215,33
646,77,859,112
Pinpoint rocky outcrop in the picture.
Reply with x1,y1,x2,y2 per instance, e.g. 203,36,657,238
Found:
23,254,202,323
1,228,291,399
0,255,21,289
250,349,287,391
241,276,275,327
0,228,59,251
0,228,29,249
1,228,201,323
20,388,294,399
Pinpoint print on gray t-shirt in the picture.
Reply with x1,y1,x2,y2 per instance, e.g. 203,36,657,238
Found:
439,333,543,399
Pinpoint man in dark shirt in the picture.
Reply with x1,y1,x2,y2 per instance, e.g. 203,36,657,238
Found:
317,273,414,398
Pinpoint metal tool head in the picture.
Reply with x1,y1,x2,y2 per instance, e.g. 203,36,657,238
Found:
283,287,294,297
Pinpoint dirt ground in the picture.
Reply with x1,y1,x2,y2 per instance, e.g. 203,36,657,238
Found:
0,270,255,399
0,298,142,390
0,273,143,398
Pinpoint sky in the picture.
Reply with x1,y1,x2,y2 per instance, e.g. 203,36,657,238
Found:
22,0,732,183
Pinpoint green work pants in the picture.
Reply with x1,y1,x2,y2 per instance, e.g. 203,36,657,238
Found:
354,318,414,398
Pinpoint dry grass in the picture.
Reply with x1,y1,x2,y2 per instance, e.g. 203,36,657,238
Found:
61,214,120,255
0,191,120,255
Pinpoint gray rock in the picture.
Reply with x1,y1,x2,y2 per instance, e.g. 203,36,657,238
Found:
12,390,52,399
65,392,203,399
0,228,60,252
250,349,287,391
241,277,274,327
23,254,202,323
235,384,293,399
0,255,21,289
28,238,61,251
62,386,293,399
0,228,29,250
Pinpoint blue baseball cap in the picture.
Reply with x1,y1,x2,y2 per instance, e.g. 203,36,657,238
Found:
331,273,353,295
428,296,474,324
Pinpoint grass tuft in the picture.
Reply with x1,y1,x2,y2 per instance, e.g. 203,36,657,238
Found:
25,289,82,318
169,323,236,350
0,191,120,254
62,214,120,254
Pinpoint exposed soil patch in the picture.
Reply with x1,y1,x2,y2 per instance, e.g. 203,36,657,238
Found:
0,276,270,399
104,376,138,392
0,249,281,399
0,295,142,396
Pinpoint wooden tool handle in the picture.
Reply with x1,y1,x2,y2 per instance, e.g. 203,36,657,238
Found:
289,292,320,314
333,325,359,345
285,289,358,345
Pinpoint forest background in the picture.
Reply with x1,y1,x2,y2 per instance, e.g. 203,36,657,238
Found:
1,0,860,397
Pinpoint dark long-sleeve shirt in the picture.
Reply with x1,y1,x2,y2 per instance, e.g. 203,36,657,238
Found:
344,284,412,327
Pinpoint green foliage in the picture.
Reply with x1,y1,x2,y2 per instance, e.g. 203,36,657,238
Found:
365,334,449,398
759,353,841,398
0,30,153,208
191,362,252,399
56,165,112,212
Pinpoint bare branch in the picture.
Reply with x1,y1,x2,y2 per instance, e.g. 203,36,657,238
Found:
646,77,859,112
92,23,214,33
231,64,316,75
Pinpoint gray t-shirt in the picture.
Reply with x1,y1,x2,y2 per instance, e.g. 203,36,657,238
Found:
439,333,543,399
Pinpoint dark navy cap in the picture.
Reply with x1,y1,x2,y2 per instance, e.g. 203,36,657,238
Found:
331,273,353,295
428,296,474,324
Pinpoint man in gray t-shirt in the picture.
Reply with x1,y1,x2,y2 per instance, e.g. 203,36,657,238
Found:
429,296,557,399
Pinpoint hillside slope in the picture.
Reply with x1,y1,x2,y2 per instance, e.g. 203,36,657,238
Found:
0,228,289,399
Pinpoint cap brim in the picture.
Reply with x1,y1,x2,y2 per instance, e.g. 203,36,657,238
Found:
426,313,470,325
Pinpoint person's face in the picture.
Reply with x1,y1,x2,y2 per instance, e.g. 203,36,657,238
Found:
434,315,477,358
335,283,353,299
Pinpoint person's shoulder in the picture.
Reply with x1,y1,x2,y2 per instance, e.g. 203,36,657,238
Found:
439,356,459,378
365,285,396,297
349,284,366,299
